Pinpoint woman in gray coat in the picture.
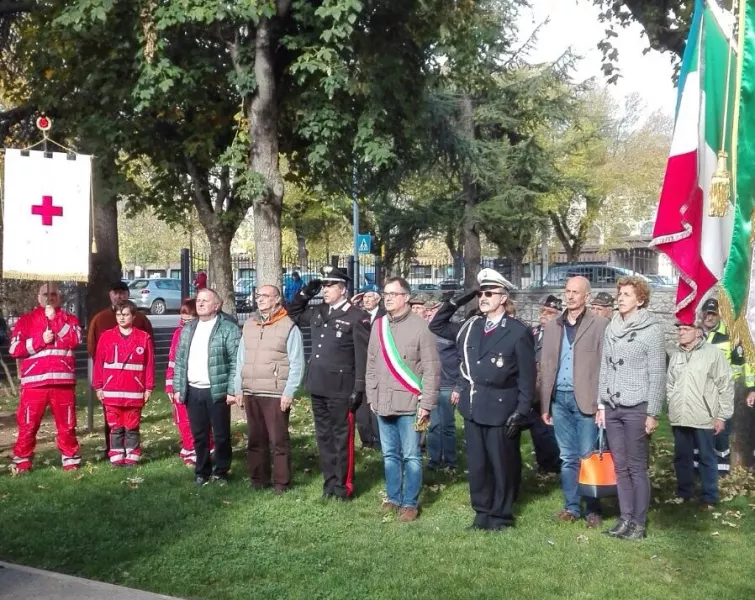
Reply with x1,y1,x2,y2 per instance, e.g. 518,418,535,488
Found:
598,276,666,540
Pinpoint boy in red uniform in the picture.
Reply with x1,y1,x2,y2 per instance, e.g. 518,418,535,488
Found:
10,283,82,473
165,298,200,465
93,300,155,467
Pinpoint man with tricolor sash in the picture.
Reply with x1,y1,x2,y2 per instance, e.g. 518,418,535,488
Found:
366,277,440,522
429,269,535,531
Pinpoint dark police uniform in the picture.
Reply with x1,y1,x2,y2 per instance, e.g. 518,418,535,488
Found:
531,316,562,473
287,267,371,499
429,269,534,529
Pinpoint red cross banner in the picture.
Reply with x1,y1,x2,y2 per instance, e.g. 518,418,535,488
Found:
2,148,92,282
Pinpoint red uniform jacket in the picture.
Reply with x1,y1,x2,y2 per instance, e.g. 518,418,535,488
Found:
9,307,81,389
165,322,184,396
93,327,155,407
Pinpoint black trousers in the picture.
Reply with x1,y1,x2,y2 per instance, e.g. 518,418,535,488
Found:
355,401,380,449
529,411,561,472
186,386,232,479
465,419,521,529
311,394,355,498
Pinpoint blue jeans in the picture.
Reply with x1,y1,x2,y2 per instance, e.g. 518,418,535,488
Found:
377,415,423,509
551,390,601,517
428,388,456,468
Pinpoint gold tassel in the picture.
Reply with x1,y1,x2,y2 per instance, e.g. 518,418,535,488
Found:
91,238,98,254
709,151,731,217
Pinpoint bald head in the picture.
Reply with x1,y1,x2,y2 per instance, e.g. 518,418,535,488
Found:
564,276,590,314
37,283,61,309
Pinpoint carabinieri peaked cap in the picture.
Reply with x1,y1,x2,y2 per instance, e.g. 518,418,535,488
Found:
477,268,513,291
320,265,350,283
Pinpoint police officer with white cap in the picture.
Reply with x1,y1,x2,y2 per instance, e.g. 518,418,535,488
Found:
429,268,535,530
287,266,371,500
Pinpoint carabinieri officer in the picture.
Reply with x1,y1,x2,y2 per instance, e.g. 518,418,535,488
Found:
287,266,371,500
429,268,534,530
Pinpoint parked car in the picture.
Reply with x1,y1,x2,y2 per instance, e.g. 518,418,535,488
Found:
235,277,257,313
129,278,182,315
439,279,463,292
645,274,676,290
533,263,649,288
415,283,441,292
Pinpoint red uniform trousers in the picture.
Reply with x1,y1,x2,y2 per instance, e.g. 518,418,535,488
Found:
13,386,81,472
105,404,144,466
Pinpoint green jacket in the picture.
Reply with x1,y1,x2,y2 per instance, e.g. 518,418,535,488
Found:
173,314,241,403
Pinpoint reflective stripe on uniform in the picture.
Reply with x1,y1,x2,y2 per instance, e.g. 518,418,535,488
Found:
715,449,731,459
103,362,144,372
718,463,731,472
62,456,81,467
31,349,73,359
20,372,76,385
102,391,144,400
168,361,175,368
58,324,71,338
25,339,35,355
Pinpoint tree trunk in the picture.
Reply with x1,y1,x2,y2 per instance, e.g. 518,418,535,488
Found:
509,248,525,289
248,17,284,290
295,223,308,266
460,94,480,291
208,233,235,316
87,172,121,321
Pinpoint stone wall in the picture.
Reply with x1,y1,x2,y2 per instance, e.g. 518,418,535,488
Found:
510,287,679,349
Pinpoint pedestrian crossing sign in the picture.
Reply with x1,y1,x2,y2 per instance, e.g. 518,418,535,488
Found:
357,234,371,254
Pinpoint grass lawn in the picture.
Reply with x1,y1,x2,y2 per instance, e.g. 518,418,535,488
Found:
0,379,754,600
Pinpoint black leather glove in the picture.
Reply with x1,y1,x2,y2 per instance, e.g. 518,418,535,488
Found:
451,289,478,307
303,278,322,297
505,412,530,439
349,391,363,413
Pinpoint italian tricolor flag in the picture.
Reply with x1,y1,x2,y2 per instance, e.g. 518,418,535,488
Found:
651,0,738,324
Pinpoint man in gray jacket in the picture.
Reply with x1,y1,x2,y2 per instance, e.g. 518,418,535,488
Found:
540,276,608,528
366,277,440,522
668,319,733,507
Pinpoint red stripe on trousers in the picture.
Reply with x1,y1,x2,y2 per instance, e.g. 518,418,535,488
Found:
346,411,355,498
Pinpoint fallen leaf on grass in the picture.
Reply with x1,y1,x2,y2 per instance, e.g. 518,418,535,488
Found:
650,555,658,560
576,534,589,544
222,500,232,506
122,476,144,489
547,538,555,546
665,497,685,505
721,520,737,528
37,485,48,490
711,531,720,536
712,512,721,519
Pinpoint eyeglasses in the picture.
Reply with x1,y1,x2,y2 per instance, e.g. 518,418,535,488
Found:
477,291,503,298
254,293,277,299
383,292,408,299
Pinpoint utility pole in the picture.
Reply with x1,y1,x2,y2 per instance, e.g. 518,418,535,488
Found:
352,164,359,291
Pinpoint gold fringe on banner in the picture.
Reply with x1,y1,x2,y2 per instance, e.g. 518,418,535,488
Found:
709,151,731,217
717,287,755,365
3,271,89,283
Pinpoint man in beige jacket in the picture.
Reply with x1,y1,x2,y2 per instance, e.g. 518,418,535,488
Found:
668,319,733,508
366,277,440,522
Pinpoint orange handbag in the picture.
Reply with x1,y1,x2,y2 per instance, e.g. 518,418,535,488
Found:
577,427,617,499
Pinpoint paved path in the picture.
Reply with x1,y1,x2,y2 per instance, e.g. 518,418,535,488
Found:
0,562,181,600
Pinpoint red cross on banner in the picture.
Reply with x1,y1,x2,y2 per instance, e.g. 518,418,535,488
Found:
31,195,64,226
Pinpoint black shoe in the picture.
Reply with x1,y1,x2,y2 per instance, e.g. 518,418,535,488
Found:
618,523,646,540
195,476,210,487
603,519,631,537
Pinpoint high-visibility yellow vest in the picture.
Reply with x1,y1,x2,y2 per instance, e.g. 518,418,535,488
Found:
706,321,755,388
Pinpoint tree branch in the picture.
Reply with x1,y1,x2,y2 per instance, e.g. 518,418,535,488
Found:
184,156,216,229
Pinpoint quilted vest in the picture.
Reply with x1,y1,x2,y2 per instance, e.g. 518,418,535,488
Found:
241,312,294,396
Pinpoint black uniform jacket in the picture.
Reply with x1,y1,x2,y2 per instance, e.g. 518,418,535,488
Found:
287,291,371,399
429,301,535,427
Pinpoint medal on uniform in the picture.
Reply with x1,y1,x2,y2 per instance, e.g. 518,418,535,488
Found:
496,355,504,368
336,331,342,338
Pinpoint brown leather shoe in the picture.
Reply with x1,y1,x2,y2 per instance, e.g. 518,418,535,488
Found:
585,513,602,529
380,500,400,515
557,509,578,522
397,507,419,522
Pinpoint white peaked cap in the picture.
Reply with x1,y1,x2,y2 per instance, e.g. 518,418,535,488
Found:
477,268,513,291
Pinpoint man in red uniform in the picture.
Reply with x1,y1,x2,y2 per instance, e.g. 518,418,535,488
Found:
9,283,82,473
92,300,155,466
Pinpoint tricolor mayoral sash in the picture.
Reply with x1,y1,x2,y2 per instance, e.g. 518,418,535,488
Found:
377,316,422,396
